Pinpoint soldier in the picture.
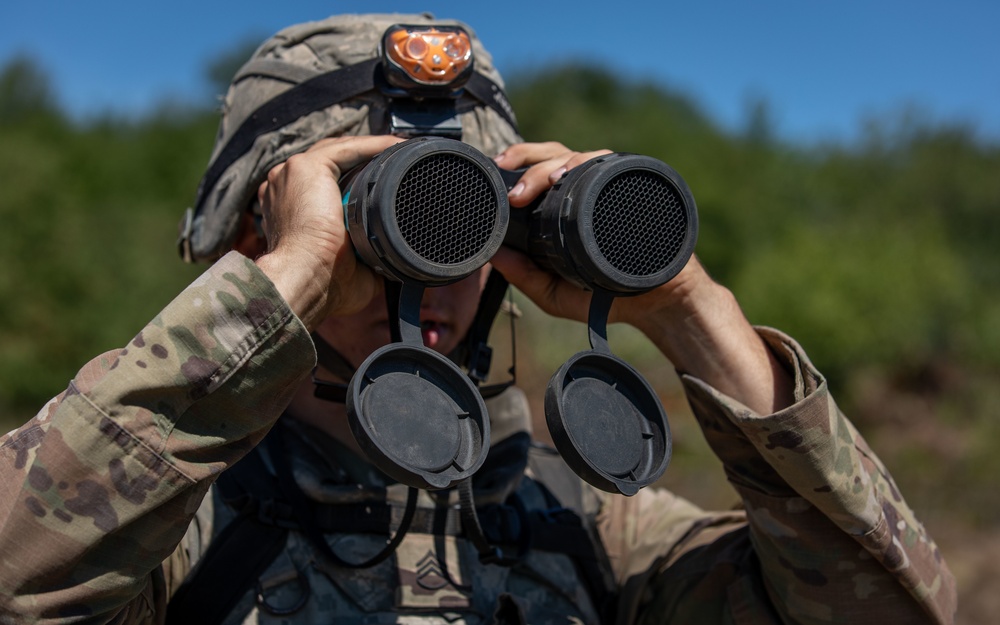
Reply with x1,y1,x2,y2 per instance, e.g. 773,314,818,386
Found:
0,13,956,625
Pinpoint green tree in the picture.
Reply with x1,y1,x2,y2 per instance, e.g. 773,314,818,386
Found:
0,55,60,122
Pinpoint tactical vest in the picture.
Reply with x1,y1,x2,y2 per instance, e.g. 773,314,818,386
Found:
167,389,618,624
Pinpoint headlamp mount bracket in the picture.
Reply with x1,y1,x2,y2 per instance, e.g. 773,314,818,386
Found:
385,97,463,139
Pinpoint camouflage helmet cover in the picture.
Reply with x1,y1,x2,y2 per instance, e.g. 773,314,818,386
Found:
181,13,522,262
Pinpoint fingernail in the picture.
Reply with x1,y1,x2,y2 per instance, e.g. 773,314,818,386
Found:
549,167,567,182
494,152,507,164
509,182,525,197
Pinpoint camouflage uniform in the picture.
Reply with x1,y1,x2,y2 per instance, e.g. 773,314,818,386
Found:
0,253,957,623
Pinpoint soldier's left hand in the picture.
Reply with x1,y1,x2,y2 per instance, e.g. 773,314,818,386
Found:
489,141,707,329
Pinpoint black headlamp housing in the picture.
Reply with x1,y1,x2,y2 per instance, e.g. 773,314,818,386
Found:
377,24,477,139
380,24,476,95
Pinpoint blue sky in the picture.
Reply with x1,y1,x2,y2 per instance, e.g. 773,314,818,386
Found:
2,1,997,145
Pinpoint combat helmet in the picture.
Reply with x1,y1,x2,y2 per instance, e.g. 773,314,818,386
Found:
178,12,522,263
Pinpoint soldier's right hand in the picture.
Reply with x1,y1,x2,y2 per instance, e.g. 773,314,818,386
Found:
252,135,404,330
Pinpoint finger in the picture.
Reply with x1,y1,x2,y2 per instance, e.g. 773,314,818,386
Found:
507,152,574,207
305,134,404,181
304,133,404,154
258,135,403,221
508,149,614,208
493,141,571,169
490,247,591,323
550,149,613,181
258,160,283,202
257,179,269,205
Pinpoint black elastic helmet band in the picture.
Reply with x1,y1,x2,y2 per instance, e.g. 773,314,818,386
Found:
191,60,518,217
194,59,378,217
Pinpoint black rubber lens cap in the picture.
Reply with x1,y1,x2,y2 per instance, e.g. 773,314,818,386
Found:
545,351,671,496
348,343,490,490
362,372,462,472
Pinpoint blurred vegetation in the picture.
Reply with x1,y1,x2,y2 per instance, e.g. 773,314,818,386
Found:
0,56,208,416
506,64,1000,624
508,62,1000,516
1,54,998,623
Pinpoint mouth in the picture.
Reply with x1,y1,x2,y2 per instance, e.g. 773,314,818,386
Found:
374,311,452,351
421,319,446,349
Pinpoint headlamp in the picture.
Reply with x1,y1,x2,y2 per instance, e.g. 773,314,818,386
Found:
379,24,478,138
381,24,474,93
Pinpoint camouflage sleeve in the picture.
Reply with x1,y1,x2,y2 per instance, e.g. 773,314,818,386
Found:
610,328,957,624
0,252,316,624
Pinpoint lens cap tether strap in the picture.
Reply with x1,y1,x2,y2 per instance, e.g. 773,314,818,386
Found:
347,281,491,491
544,292,672,497
339,137,507,491
499,152,696,495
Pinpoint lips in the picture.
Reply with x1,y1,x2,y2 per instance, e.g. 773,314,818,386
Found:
369,314,450,350
420,319,445,349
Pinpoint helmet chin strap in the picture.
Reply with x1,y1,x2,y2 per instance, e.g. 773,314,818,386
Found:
451,268,517,399
311,277,405,404
311,333,357,404
312,270,516,405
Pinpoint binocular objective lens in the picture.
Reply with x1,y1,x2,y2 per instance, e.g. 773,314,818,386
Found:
395,153,500,266
592,170,690,279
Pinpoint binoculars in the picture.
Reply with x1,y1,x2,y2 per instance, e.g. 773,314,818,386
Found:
340,136,697,496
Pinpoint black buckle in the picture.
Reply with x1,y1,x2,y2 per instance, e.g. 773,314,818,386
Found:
466,342,494,383
257,499,298,530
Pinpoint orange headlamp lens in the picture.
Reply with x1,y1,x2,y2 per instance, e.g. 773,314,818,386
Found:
384,26,473,86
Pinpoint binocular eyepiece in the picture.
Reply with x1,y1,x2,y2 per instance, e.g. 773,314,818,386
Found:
339,137,696,495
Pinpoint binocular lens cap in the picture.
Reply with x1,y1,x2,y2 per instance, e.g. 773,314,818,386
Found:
347,343,490,491
545,351,671,496
362,372,463,472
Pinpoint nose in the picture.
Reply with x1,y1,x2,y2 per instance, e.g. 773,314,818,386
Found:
420,285,448,311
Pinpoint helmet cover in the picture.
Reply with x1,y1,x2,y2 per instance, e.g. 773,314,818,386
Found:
182,13,522,262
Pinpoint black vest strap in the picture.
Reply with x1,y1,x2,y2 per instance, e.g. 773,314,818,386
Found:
527,446,619,622
166,428,617,624
267,420,419,570
165,446,289,625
